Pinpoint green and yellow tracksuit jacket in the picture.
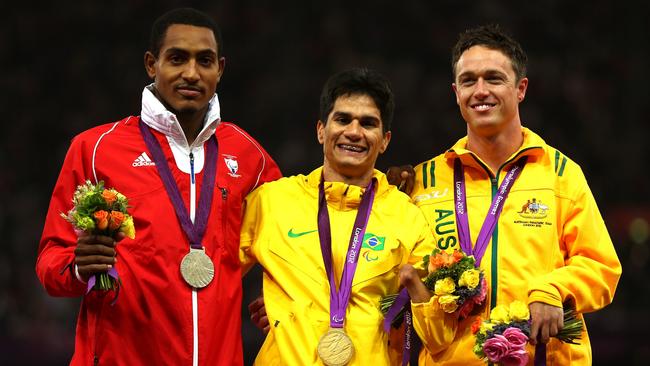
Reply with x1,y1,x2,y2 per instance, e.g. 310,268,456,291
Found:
412,127,621,365
240,167,455,365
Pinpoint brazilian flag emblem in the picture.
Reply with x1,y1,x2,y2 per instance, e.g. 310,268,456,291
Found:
362,233,385,251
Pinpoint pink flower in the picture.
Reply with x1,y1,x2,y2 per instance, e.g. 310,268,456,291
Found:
483,334,510,362
500,348,529,366
502,327,528,348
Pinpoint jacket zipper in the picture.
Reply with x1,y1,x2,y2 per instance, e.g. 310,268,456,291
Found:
189,150,199,366
92,295,106,365
220,187,228,257
466,148,537,310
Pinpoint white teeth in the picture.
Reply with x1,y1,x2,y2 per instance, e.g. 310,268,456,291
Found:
473,104,493,111
339,144,364,152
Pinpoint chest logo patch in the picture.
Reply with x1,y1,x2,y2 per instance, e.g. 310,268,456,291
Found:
223,155,241,178
361,233,385,251
517,198,549,219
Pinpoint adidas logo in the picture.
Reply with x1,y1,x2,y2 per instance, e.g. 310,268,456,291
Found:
132,152,156,167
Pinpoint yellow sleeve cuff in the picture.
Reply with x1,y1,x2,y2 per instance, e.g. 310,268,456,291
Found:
527,285,563,308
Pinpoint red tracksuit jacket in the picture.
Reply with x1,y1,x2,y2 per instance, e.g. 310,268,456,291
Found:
37,114,280,365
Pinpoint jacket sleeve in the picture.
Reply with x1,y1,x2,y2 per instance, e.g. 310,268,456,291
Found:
36,137,89,297
527,171,622,313
239,185,265,275
409,208,457,355
253,142,282,189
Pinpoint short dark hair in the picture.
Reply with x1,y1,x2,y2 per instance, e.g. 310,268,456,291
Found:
451,24,527,81
149,8,223,58
319,68,394,132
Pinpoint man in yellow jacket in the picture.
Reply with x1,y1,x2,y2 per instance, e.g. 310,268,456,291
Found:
240,68,455,365
390,25,622,365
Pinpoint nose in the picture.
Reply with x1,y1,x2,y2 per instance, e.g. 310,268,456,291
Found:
473,78,489,98
182,59,200,83
343,120,363,139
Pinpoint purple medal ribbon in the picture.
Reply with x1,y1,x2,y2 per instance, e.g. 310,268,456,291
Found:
318,177,376,328
382,288,414,365
453,157,527,265
455,157,543,364
139,121,218,250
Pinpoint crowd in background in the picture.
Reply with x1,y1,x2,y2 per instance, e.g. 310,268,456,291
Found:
1,1,648,364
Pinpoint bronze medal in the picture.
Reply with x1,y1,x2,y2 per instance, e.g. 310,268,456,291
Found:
317,328,354,366
180,248,214,288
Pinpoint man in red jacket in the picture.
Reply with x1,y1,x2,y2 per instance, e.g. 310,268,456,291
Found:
36,8,281,365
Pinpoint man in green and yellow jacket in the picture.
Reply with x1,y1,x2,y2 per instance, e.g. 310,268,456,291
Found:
241,68,456,365
390,25,621,365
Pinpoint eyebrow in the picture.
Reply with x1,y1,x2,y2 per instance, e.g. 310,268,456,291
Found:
163,47,218,57
331,111,380,123
458,69,508,79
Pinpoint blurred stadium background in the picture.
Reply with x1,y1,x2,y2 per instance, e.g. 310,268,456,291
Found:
1,1,648,365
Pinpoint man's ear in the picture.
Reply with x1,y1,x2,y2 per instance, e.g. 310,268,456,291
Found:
316,120,325,144
517,77,528,102
379,131,391,154
144,51,157,79
452,83,460,106
216,57,226,84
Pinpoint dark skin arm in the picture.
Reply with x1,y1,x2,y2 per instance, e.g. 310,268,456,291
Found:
74,233,123,282
386,165,416,195
248,295,270,334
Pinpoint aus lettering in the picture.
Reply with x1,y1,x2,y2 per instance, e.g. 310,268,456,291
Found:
433,209,458,250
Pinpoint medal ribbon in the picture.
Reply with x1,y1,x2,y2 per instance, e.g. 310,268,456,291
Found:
382,288,415,365
318,177,376,328
453,157,526,265
139,121,218,249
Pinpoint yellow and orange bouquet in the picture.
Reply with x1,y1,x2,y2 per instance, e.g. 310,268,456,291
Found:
381,248,487,326
61,180,135,290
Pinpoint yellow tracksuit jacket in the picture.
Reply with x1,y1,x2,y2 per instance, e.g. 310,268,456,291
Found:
411,128,621,365
240,167,456,365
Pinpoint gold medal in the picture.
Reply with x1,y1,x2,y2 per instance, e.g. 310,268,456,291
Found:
317,328,354,366
180,248,214,288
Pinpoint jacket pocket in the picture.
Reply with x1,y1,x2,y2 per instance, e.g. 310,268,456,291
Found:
267,238,324,286
352,238,403,287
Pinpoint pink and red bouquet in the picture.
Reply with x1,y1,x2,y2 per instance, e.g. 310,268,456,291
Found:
472,300,583,366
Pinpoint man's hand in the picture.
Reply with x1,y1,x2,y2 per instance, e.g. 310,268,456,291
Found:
528,302,563,344
399,264,432,304
74,234,119,282
248,295,270,334
386,165,415,195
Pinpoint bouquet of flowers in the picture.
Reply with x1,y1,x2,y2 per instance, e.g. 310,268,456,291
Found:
472,300,583,366
61,180,135,291
380,248,487,326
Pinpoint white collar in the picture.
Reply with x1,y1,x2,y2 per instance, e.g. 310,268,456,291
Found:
140,84,221,150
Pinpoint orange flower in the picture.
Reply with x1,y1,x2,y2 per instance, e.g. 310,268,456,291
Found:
471,316,483,334
452,250,464,263
109,211,125,231
102,189,117,206
435,251,458,270
94,210,109,230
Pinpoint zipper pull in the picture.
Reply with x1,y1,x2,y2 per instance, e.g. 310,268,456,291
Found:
189,152,195,184
220,187,228,200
